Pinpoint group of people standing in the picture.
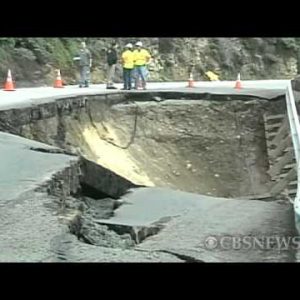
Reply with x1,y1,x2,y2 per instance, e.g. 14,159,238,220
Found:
106,41,151,90
74,40,151,90
121,41,151,90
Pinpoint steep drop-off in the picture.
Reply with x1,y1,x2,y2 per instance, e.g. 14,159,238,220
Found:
11,93,286,198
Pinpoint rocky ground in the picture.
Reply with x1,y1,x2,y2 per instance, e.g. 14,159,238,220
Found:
0,190,183,262
0,131,182,262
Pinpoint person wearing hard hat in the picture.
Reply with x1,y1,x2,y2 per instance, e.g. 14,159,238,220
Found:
73,41,92,88
106,41,118,89
121,43,135,90
133,41,151,90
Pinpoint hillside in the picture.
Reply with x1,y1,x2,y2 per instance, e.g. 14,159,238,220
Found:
0,37,299,87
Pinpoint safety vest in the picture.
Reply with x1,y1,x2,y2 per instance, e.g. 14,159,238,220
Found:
122,50,135,69
133,49,151,66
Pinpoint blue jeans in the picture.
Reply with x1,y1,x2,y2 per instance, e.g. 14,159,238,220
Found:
123,68,133,90
134,65,147,88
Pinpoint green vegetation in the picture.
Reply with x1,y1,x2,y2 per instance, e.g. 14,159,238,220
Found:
0,38,299,86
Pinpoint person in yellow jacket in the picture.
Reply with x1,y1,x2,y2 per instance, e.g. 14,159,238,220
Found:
121,43,135,90
133,41,151,90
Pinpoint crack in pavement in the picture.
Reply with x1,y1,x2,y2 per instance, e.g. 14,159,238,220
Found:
29,146,77,156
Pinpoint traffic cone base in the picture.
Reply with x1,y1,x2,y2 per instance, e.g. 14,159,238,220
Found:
186,73,195,88
3,69,16,91
235,81,242,89
54,80,64,88
187,79,195,88
234,73,242,89
54,69,64,88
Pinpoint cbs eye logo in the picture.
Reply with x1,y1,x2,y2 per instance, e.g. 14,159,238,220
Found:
204,236,218,250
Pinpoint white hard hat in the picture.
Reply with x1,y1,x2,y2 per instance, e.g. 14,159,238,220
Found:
125,43,133,48
135,41,143,47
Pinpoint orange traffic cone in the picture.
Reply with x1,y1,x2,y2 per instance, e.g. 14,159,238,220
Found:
187,73,195,88
3,69,16,91
234,73,242,89
54,69,64,88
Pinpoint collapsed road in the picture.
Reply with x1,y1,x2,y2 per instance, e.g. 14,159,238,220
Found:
0,81,298,262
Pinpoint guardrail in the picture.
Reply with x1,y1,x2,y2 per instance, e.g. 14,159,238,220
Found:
285,81,300,231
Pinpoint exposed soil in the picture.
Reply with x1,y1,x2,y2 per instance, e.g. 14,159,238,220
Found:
19,95,285,198
1,91,295,262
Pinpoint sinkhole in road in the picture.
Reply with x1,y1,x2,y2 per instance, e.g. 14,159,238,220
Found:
18,93,287,198
18,93,287,248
